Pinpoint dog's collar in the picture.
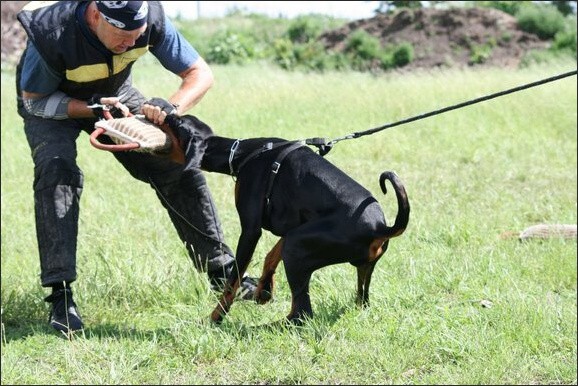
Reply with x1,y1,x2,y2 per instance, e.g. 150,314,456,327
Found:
229,139,242,176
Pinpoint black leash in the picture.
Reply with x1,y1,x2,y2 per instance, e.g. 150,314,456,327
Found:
306,69,577,156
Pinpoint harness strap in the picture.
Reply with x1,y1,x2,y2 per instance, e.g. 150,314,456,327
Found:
264,141,305,212
230,140,305,223
235,141,275,175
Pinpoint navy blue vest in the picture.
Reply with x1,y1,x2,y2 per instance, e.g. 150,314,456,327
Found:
17,1,165,100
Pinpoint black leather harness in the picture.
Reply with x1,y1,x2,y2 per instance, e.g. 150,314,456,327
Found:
263,141,305,209
232,140,305,216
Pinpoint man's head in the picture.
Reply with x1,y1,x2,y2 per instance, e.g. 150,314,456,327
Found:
89,1,149,54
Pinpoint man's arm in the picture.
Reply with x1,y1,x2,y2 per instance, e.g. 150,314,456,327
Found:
169,55,214,115
22,90,101,119
142,16,214,125
20,44,126,119
141,56,214,125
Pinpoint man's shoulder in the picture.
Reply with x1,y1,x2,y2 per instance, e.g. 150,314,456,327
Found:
19,1,60,13
18,1,76,18
18,1,77,32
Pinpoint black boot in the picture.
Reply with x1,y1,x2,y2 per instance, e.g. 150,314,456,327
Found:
209,264,258,300
44,288,84,333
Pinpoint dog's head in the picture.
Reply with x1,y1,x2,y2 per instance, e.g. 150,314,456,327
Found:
165,114,214,168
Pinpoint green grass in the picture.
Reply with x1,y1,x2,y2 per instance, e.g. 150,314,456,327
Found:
1,60,577,384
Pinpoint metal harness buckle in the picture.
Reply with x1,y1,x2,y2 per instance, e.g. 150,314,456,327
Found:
271,161,281,174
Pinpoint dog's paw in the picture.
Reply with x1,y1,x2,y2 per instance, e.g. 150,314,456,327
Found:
254,288,273,304
210,309,225,324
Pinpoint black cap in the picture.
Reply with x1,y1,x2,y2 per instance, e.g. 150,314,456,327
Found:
95,1,148,31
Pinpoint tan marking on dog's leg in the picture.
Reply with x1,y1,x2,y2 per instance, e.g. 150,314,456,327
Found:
356,237,388,307
210,280,241,323
255,239,284,304
368,236,387,262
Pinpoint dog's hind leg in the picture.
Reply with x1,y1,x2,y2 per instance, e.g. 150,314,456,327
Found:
356,261,377,307
255,238,284,304
285,273,314,324
280,220,359,324
282,251,314,324
356,239,388,307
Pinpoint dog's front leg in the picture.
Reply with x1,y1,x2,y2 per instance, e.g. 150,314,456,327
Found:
255,238,284,304
210,228,262,323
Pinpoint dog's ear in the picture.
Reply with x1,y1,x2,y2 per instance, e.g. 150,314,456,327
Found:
165,114,210,169
189,115,215,139
167,115,214,142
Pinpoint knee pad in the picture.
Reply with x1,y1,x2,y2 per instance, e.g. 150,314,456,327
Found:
34,157,83,192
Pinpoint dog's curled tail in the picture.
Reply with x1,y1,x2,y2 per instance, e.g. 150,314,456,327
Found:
380,171,410,238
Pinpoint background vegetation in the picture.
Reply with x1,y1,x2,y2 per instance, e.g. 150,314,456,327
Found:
171,1,576,72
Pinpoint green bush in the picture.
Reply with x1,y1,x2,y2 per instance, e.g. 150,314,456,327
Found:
376,42,415,70
345,30,383,61
292,42,332,71
286,16,325,44
273,39,351,73
392,42,414,67
205,31,255,64
273,29,414,73
272,38,297,70
553,17,577,58
472,1,529,16
469,38,497,65
469,44,493,64
516,4,567,40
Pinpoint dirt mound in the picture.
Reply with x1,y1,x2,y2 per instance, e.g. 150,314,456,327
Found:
1,1,27,65
318,7,549,71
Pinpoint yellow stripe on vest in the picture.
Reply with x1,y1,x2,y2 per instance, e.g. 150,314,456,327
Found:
66,46,149,83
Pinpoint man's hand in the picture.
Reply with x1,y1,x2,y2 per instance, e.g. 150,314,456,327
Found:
87,94,130,119
151,114,183,164
141,97,178,125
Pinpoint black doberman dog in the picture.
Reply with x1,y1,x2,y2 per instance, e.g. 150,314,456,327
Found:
165,115,410,324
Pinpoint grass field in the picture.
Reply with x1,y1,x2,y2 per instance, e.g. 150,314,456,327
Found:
1,60,577,384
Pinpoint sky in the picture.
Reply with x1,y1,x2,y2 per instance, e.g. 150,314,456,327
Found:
161,1,378,20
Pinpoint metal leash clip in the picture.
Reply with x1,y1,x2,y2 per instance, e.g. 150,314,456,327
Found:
305,137,333,156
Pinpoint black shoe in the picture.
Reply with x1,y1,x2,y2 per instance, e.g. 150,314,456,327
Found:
237,275,258,300
44,289,84,334
210,272,258,301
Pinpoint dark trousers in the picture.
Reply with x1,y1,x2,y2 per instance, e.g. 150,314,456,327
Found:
17,102,234,287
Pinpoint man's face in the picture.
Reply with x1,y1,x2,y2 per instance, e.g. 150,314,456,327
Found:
96,13,147,54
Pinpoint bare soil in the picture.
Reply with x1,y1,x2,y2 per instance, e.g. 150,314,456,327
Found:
318,7,550,72
2,3,550,71
1,1,27,65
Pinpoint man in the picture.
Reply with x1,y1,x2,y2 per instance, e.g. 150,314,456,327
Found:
15,1,257,334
